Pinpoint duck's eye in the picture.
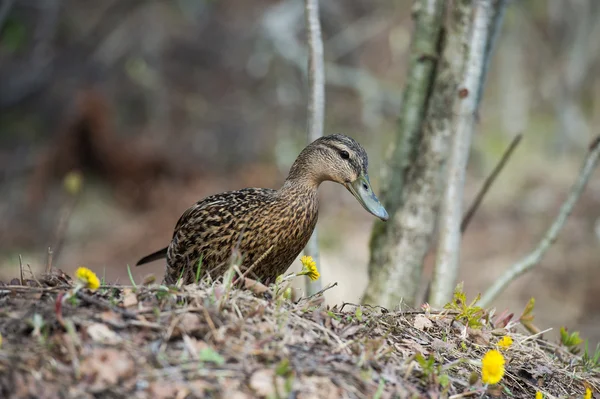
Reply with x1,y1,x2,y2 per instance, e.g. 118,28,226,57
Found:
339,150,350,160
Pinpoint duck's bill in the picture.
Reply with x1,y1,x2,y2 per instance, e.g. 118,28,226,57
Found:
345,173,389,221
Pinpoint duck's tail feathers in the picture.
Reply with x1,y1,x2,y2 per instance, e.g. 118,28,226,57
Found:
136,247,168,266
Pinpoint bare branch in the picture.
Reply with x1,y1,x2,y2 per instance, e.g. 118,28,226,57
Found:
461,133,522,233
480,136,600,307
303,0,324,295
261,2,402,120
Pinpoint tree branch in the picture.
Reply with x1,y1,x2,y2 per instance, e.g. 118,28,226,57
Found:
303,0,325,295
461,133,522,233
480,135,600,307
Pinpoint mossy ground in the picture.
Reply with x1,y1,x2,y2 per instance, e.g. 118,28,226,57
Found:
0,269,598,399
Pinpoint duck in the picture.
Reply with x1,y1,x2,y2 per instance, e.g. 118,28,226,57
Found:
136,134,388,285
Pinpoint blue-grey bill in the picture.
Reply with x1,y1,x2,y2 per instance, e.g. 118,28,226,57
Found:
345,173,389,221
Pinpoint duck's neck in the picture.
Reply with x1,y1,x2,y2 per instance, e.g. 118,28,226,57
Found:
279,175,320,197
278,150,325,200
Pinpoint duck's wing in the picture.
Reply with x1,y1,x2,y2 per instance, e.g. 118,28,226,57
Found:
136,188,277,268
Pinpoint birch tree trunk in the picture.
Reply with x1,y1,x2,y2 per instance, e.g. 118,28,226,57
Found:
364,0,473,308
430,0,503,307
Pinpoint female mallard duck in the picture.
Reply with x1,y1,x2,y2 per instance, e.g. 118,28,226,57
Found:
136,134,388,285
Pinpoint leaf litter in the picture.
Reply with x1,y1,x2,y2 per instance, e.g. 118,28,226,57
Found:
0,270,598,399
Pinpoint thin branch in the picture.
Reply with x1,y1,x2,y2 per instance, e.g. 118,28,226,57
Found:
461,133,522,233
19,254,24,285
261,2,402,117
303,0,325,296
480,135,600,307
431,0,497,307
305,0,325,142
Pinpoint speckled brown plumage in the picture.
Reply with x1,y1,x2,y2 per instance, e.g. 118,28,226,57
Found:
136,134,387,285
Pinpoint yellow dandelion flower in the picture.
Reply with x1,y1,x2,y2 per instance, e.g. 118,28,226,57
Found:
75,267,100,291
300,255,320,281
536,391,543,399
497,335,513,349
481,349,505,385
584,388,592,399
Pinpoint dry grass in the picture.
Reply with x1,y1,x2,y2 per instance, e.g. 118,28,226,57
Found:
0,269,598,399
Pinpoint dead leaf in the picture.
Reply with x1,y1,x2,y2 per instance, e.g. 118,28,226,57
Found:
250,369,285,397
147,381,190,399
86,323,122,345
468,328,491,346
297,376,342,399
172,313,203,337
340,324,363,338
80,348,135,392
244,278,269,295
431,338,454,352
413,314,434,331
401,339,428,355
222,378,252,399
100,310,121,324
121,288,138,308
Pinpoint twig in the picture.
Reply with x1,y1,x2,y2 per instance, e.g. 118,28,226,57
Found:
303,0,324,296
202,306,220,342
298,281,337,303
235,245,274,284
19,254,24,285
0,285,72,294
26,263,42,287
519,327,553,344
46,247,53,274
480,135,600,306
76,291,138,319
461,133,523,233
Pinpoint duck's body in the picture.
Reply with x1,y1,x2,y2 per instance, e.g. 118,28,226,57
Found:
136,134,388,285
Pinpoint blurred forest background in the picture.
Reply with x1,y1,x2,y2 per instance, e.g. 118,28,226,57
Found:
0,0,599,345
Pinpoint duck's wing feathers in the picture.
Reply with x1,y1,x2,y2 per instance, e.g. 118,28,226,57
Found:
172,188,278,234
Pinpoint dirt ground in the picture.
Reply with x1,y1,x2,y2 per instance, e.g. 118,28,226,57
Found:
0,268,598,398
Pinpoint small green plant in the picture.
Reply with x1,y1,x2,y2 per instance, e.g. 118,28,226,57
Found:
560,327,583,354
414,353,450,390
327,310,341,321
373,378,385,399
355,306,363,322
29,313,49,345
126,264,138,289
444,282,485,328
274,358,294,398
194,255,204,284
580,340,600,371
415,353,437,380
199,347,225,366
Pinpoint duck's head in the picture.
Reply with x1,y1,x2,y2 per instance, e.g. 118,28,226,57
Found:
287,134,389,221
